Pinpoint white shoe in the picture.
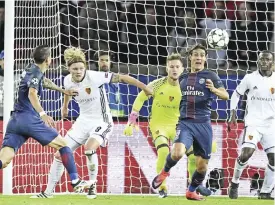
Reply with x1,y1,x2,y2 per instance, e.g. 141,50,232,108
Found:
87,182,97,199
72,179,95,193
30,191,53,198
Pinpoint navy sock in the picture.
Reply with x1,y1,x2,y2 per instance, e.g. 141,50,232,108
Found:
0,160,2,169
59,146,78,181
189,170,206,192
164,153,178,172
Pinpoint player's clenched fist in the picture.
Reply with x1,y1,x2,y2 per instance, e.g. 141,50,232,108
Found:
123,111,139,136
41,114,55,128
205,79,215,92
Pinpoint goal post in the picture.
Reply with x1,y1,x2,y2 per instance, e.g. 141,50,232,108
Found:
3,0,15,195
2,0,274,196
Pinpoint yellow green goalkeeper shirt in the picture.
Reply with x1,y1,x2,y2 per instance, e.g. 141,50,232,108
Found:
149,77,181,126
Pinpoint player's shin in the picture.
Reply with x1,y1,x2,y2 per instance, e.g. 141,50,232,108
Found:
187,153,196,181
232,157,248,184
85,150,98,181
44,157,65,195
156,144,169,190
164,153,179,172
189,170,206,192
59,146,79,183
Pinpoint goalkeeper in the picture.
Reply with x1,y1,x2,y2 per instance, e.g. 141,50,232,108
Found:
124,53,213,198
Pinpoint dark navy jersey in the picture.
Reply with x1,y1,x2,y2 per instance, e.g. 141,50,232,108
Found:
14,64,44,114
179,69,224,122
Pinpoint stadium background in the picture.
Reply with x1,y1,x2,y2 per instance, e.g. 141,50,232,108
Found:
0,0,273,196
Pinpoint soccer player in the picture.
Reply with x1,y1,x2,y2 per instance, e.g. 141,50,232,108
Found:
124,53,212,198
34,47,151,198
151,44,229,200
94,50,126,116
0,45,93,193
228,51,275,200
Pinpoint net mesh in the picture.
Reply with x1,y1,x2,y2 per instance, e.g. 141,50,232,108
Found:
6,0,275,195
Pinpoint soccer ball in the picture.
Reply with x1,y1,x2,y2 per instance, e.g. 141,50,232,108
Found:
207,28,229,49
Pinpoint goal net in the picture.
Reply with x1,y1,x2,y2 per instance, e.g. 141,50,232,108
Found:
1,0,274,196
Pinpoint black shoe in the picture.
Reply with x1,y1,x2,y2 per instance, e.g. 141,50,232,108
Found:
228,182,239,199
258,192,274,200
158,190,168,198
87,183,97,199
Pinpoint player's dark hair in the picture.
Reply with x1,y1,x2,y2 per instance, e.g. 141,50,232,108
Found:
187,44,208,56
93,50,114,69
31,45,51,64
166,53,183,64
259,50,274,60
94,50,114,61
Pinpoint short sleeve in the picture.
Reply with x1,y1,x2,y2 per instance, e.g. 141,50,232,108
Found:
87,70,113,87
210,72,224,88
236,75,249,95
28,70,43,91
63,75,70,90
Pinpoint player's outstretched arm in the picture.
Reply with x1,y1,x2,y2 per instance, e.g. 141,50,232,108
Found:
111,73,152,96
124,84,153,136
28,88,55,127
43,78,78,96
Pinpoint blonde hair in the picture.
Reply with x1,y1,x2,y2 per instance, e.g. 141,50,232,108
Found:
166,53,183,64
64,47,86,67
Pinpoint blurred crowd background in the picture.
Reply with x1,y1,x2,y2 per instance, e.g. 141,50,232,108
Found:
0,0,274,119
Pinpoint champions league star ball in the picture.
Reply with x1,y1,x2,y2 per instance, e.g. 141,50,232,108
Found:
207,28,229,49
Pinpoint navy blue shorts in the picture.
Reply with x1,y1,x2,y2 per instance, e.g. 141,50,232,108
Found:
174,120,213,159
2,111,59,152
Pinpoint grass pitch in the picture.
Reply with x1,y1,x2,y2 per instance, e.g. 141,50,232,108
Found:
0,195,274,205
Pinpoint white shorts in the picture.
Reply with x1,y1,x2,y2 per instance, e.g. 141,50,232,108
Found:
66,118,113,147
242,125,275,153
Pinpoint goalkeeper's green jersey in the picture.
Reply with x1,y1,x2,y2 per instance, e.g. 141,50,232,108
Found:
149,77,181,126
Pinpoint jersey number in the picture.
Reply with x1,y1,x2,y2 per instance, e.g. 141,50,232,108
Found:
95,126,102,132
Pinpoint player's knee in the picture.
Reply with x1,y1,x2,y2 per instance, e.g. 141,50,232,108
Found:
239,149,254,163
171,150,184,161
267,153,275,166
0,158,12,169
54,151,62,161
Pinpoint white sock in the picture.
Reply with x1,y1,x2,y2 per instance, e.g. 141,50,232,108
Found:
232,158,248,184
260,164,275,193
44,158,65,194
85,150,98,181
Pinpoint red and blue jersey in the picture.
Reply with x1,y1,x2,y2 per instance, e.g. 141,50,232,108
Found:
179,69,224,122
14,64,44,114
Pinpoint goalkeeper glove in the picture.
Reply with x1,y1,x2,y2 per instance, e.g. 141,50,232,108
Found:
123,111,139,136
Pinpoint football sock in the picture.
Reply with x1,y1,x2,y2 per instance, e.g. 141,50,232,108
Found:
59,146,78,182
85,150,98,181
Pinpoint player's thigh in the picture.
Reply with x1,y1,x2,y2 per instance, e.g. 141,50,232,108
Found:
86,122,113,149
260,126,275,154
241,126,261,150
150,125,170,146
66,119,90,145
2,132,28,153
192,122,213,159
0,146,16,167
173,121,194,151
21,115,60,147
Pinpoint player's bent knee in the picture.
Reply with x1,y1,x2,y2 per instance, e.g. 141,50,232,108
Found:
54,151,62,161
84,136,101,151
239,149,254,163
48,135,68,150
